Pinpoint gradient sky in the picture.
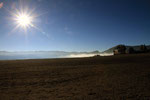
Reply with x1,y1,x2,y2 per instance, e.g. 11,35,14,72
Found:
0,0,150,52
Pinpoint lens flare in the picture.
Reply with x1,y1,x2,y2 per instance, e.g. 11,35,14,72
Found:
7,3,49,38
16,13,32,28
11,7,36,32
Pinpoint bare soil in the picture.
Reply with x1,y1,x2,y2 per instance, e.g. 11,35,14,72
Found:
0,53,150,100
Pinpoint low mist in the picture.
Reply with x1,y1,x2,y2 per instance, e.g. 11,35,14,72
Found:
0,51,113,60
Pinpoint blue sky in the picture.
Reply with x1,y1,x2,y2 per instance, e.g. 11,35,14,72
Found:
0,0,150,52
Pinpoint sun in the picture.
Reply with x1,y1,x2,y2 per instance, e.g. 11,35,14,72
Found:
14,12,33,30
11,8,36,31
8,2,48,37
16,13,32,28
10,6,46,36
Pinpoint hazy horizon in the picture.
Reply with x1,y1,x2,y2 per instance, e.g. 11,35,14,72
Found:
0,50,113,60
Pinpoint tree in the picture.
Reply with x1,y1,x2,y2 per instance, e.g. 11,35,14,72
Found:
116,45,126,51
140,45,147,52
114,45,126,54
128,47,135,54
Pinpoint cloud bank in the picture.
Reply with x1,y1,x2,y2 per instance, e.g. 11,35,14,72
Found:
66,53,113,58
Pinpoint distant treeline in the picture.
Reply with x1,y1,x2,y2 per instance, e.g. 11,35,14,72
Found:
114,44,150,55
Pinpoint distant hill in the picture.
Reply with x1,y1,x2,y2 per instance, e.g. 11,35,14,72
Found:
103,45,150,53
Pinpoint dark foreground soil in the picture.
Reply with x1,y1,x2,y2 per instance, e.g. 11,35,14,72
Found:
0,53,150,100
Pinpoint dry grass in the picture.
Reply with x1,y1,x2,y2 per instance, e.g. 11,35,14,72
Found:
0,53,150,100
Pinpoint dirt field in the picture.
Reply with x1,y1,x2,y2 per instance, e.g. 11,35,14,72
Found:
0,54,150,100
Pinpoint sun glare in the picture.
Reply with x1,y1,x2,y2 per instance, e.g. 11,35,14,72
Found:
16,14,32,27
10,5,47,37
12,8,35,31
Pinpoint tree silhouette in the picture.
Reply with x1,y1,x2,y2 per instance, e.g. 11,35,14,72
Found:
128,47,135,54
140,45,147,52
116,45,126,51
114,45,126,54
